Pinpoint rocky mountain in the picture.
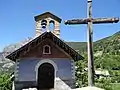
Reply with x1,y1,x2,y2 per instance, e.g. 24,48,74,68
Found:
0,31,120,73
0,52,14,73
0,37,32,73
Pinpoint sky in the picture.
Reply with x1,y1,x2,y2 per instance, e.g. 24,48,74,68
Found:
0,0,120,51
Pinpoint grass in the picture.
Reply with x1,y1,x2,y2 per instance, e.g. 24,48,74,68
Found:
111,83,120,90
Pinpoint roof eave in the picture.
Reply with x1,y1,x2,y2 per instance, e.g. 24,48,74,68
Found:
34,12,62,23
5,32,84,61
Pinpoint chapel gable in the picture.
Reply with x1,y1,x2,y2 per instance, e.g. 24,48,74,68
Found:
21,38,70,59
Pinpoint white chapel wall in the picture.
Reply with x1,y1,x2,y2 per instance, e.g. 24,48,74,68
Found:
17,58,75,82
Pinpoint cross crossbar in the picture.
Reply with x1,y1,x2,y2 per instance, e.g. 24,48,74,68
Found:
65,17,119,25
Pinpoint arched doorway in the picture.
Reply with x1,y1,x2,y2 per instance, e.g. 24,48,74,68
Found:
37,63,54,89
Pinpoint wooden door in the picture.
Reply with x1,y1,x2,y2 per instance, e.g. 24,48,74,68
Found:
37,63,54,89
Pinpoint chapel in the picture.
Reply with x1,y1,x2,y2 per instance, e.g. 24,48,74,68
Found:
6,12,84,90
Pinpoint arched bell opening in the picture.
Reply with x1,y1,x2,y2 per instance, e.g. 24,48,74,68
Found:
37,63,55,89
49,20,55,31
41,19,47,32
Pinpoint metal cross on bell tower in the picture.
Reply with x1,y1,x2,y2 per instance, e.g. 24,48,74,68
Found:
64,0,119,86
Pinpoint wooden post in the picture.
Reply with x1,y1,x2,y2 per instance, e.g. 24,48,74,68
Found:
87,0,94,86
64,0,119,87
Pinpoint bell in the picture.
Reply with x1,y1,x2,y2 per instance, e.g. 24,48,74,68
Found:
41,20,47,29
42,24,46,29
41,21,47,26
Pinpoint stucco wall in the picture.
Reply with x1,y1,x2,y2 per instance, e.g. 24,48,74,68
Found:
16,58,75,82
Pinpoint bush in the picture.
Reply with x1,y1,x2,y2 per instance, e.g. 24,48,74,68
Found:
0,73,12,90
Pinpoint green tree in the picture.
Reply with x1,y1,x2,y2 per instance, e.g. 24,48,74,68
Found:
75,53,88,88
0,73,12,90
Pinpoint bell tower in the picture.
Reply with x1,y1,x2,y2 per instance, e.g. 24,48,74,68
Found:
34,12,62,38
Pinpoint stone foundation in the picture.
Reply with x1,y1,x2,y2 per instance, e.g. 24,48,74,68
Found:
14,78,74,90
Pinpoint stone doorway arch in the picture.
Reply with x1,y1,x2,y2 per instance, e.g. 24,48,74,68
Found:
37,63,54,89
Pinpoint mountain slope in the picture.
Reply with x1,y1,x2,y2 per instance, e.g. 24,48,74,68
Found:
66,42,87,53
94,31,120,55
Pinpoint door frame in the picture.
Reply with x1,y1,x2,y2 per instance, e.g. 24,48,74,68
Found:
35,59,58,81
37,62,54,89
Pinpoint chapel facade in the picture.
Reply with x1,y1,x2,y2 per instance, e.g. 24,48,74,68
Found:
6,12,83,90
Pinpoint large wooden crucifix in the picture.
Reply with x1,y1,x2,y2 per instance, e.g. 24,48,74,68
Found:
64,0,119,86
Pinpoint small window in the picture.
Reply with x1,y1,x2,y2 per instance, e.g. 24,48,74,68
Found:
43,45,51,54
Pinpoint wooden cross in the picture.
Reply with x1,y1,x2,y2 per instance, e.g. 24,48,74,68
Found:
64,0,119,86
